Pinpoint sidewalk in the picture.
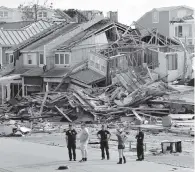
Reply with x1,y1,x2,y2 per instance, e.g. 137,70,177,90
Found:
0,138,193,172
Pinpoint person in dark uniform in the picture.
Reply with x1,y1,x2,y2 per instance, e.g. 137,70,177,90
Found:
66,123,77,161
97,124,111,160
135,127,144,161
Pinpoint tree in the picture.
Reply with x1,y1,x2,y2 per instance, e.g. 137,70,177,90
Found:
18,0,53,21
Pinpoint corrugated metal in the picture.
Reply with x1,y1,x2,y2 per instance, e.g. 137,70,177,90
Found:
0,20,55,46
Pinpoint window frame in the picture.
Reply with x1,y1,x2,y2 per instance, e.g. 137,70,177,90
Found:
167,54,178,70
27,54,32,65
39,53,44,65
38,11,48,18
152,11,159,23
54,52,71,66
0,11,8,18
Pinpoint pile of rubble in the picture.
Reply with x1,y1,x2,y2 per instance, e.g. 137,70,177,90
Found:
0,66,194,137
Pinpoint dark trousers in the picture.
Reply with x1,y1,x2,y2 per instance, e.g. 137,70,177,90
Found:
68,144,76,160
137,144,144,160
100,141,109,159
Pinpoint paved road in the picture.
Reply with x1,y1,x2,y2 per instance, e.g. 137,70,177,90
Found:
0,138,193,172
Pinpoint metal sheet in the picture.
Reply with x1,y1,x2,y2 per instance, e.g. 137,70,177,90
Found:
7,31,20,44
12,31,23,43
0,30,12,45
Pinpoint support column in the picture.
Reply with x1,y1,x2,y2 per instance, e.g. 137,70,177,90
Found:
6,83,11,101
1,84,4,105
22,77,25,97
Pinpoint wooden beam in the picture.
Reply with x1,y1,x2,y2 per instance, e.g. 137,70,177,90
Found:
39,91,48,116
55,105,72,122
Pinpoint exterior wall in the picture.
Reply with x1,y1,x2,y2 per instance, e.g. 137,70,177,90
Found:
36,9,55,20
22,52,38,67
137,10,170,36
154,50,187,82
0,7,22,23
88,52,107,76
45,16,104,69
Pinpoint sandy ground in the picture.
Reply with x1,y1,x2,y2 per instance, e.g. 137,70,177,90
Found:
8,123,194,171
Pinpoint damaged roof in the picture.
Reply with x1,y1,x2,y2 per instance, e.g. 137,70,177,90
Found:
0,20,55,46
42,68,70,78
70,69,105,85
0,21,33,30
56,19,128,51
21,68,45,77
21,23,79,52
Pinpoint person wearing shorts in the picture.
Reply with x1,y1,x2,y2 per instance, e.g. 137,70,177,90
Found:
79,123,89,162
116,128,127,164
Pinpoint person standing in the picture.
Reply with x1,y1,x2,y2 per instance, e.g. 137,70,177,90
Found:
66,123,77,161
116,128,127,164
79,123,89,162
135,127,144,161
97,124,111,160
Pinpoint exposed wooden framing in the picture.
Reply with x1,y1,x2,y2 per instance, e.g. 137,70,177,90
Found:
39,91,48,116
55,105,72,122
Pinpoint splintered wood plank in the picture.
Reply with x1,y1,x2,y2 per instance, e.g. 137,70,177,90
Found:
55,105,72,122
39,91,48,116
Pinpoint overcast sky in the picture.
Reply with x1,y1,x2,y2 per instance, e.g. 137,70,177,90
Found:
2,0,195,24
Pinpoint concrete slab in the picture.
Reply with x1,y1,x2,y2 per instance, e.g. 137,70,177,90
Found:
0,138,193,172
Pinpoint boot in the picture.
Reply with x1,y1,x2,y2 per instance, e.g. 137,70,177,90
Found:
123,156,126,164
79,158,85,162
84,158,87,161
117,158,122,164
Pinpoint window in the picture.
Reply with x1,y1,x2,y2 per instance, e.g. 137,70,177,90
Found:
55,54,59,64
38,11,47,18
167,54,178,70
27,55,32,64
43,12,47,18
152,11,159,23
9,54,14,63
39,54,44,65
0,11,8,18
178,26,182,37
55,53,70,65
4,11,8,17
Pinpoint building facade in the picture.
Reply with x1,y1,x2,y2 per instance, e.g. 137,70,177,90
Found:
136,6,195,46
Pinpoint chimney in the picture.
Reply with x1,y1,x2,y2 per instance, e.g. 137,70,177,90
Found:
107,11,118,22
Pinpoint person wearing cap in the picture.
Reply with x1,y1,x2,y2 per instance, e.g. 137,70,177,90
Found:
79,123,89,162
116,128,127,164
135,127,144,161
66,123,77,161
97,124,111,160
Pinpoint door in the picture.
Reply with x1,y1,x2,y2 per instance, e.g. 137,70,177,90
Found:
39,53,44,67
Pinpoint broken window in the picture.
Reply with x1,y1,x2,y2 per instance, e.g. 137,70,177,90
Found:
144,49,159,69
167,54,178,70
